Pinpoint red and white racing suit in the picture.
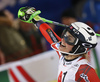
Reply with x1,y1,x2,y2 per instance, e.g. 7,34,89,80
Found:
36,21,100,82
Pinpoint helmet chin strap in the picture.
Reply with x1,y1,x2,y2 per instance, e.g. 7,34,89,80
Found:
60,42,87,55
51,42,77,55
69,45,81,54
61,53,69,56
61,45,82,56
69,44,87,55
51,42,86,55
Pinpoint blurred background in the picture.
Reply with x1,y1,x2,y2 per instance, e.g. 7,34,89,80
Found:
0,0,100,82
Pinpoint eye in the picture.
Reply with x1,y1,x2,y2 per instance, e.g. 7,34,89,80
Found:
68,36,74,42
68,36,72,40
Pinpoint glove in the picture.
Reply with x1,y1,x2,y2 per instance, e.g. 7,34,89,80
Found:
18,7,42,23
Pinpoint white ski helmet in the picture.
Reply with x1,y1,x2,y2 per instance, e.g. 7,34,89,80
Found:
61,22,97,55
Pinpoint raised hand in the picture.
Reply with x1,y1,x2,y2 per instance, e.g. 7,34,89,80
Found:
18,7,41,23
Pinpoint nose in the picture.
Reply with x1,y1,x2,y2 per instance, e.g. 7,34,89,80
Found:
61,38,71,46
61,38,66,45
61,38,64,42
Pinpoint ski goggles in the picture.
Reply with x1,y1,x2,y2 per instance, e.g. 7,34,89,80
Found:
61,29,79,45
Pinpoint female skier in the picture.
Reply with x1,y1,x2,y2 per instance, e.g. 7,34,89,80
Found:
18,7,100,82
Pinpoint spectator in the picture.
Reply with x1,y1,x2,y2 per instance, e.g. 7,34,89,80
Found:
61,8,77,26
0,10,34,63
54,8,78,38
0,49,5,65
81,0,100,33
18,20,44,54
71,0,87,20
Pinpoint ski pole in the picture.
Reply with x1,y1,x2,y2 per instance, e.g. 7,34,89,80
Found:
41,18,100,36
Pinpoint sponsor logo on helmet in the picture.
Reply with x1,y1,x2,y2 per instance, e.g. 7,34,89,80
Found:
82,43,92,48
69,26,79,35
88,36,92,41
73,29,79,35
70,26,73,29
82,27,95,36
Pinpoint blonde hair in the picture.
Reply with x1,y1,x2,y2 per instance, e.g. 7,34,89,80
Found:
80,53,90,62
64,53,90,61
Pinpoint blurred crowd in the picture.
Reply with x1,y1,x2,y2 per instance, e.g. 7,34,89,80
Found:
0,0,100,68
0,10,44,64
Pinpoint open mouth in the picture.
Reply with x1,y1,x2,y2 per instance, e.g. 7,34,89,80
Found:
60,42,66,47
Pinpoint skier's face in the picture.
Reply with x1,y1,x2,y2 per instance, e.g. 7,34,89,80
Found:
59,32,74,53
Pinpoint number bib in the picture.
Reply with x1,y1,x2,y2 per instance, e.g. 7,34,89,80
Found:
57,55,88,82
